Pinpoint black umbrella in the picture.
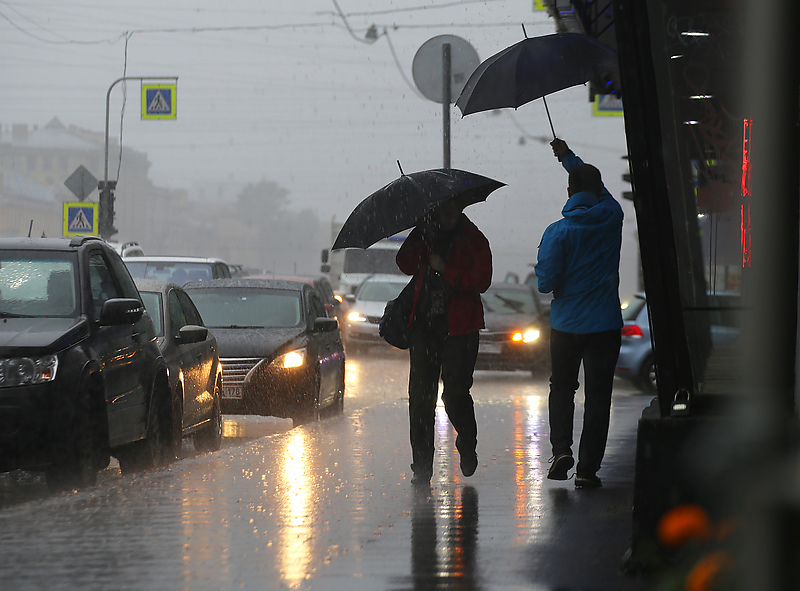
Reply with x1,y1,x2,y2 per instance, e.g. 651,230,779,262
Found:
455,32,618,136
332,165,504,250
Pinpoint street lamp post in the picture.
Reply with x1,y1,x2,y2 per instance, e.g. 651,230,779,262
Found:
100,76,177,239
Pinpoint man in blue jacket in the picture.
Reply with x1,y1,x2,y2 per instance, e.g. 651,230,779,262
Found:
535,138,623,489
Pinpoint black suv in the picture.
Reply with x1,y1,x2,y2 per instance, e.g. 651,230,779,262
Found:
0,236,172,488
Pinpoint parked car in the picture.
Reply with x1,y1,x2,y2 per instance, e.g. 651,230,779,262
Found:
183,278,345,424
615,292,741,393
124,255,232,285
343,274,410,349
476,282,550,375
0,236,172,489
134,279,223,454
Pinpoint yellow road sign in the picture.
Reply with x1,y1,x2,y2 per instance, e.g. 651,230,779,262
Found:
142,83,177,120
63,202,99,237
593,94,624,117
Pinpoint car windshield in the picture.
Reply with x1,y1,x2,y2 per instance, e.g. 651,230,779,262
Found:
138,291,164,336
0,253,79,318
125,261,214,284
187,288,302,328
482,288,539,315
357,281,406,302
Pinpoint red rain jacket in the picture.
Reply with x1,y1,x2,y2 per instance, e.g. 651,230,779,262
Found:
396,214,492,336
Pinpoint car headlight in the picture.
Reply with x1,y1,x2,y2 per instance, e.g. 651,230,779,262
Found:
0,355,59,388
272,348,306,369
511,329,540,343
348,311,367,323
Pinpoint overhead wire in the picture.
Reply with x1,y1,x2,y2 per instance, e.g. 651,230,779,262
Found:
0,1,568,165
321,0,510,18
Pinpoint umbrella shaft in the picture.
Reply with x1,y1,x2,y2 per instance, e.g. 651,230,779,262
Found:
443,43,452,168
543,96,556,139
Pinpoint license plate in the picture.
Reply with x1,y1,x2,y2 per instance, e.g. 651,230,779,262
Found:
479,342,502,354
222,386,242,399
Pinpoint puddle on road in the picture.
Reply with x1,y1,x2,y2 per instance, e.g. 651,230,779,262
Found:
0,414,293,509
222,414,293,440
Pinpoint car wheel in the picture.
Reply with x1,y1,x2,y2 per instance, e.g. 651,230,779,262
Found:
335,373,345,415
292,373,321,427
117,381,171,473
46,384,107,490
194,381,223,453
636,356,657,394
168,385,183,460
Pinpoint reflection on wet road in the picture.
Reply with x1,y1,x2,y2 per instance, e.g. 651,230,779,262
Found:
0,346,651,590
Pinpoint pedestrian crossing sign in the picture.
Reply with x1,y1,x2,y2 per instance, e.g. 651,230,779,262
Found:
63,202,99,237
141,83,177,120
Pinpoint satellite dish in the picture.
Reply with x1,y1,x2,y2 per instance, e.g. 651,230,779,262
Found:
412,35,479,105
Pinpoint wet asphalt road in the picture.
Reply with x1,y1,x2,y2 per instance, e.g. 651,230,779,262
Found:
0,346,653,591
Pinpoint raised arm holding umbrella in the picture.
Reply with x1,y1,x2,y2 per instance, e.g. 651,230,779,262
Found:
455,29,619,138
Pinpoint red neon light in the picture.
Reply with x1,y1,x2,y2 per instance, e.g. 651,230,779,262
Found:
741,118,752,267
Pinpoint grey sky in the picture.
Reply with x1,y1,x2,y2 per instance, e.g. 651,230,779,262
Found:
0,0,637,294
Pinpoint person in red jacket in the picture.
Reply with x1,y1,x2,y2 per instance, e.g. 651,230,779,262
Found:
396,199,492,486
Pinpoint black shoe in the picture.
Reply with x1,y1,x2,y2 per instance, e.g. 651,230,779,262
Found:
411,464,432,485
412,472,432,486
460,451,478,477
575,474,602,489
547,454,574,480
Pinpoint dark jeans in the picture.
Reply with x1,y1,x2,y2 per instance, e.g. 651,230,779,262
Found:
408,324,479,476
549,328,621,478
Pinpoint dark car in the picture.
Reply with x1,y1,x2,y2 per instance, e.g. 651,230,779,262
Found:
183,278,345,424
134,279,223,454
0,236,172,488
476,283,550,376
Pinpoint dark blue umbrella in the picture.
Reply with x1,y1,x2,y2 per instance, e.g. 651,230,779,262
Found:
332,165,504,250
455,32,618,135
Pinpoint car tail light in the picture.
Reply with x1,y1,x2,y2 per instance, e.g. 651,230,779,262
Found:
621,324,644,338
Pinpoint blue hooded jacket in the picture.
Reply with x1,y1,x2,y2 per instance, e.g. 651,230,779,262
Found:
535,151,623,334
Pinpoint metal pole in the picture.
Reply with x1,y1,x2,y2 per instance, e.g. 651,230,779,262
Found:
102,75,177,239
442,43,451,169
104,76,177,189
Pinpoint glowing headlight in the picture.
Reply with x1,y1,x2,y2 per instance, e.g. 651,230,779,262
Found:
512,329,540,343
273,348,306,369
0,355,58,388
348,311,367,323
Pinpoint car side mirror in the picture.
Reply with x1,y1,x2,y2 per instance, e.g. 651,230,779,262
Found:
178,324,208,344
321,249,329,264
313,317,338,333
320,264,331,273
99,298,144,326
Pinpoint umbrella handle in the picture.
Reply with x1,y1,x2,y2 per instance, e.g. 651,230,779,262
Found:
542,96,556,139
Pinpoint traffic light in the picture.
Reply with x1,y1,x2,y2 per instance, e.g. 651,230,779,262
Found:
98,181,118,239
